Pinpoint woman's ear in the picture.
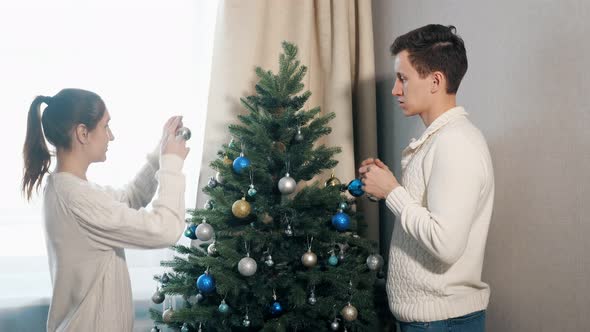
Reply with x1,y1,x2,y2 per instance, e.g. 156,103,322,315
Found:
75,124,89,145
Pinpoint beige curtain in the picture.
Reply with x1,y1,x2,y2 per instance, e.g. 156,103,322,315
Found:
197,0,379,242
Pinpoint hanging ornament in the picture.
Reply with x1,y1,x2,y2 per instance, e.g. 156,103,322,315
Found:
331,210,351,231
270,290,284,316
247,168,257,197
160,273,170,284
261,212,273,224
151,326,161,332
223,155,233,166
366,254,384,271
215,171,225,184
232,196,251,218
272,141,286,153
325,170,341,188
184,222,198,240
228,137,236,149
278,173,296,194
301,236,317,268
162,306,174,323
264,253,274,267
238,243,257,276
181,323,190,332
207,241,218,256
341,303,358,321
175,127,192,140
196,219,214,241
196,269,216,294
294,126,304,142
327,250,339,266
152,286,165,304
337,243,349,262
207,176,218,188
242,313,251,327
195,293,205,303
339,201,348,210
284,222,293,237
204,199,214,210
347,178,365,197
307,288,317,305
330,318,340,331
233,147,251,174
218,299,230,314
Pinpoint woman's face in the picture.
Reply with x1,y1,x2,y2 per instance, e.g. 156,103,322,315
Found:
87,110,114,162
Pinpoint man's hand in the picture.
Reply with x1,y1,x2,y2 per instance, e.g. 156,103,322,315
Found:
358,158,400,200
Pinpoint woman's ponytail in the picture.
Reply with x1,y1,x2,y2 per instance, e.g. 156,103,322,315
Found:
22,96,52,201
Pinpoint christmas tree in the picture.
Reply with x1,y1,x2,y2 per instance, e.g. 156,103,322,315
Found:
149,42,385,332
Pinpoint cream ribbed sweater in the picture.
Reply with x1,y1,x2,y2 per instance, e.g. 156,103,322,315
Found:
385,107,494,322
43,154,186,332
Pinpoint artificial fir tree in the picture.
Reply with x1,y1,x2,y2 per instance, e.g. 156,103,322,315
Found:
149,42,385,332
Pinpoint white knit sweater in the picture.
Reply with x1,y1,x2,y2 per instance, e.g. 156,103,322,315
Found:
43,153,186,332
385,107,494,322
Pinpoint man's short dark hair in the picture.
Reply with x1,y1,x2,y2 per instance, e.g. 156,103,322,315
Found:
390,24,467,94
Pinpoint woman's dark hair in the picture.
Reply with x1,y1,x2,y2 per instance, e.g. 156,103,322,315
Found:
22,88,105,200
390,24,468,94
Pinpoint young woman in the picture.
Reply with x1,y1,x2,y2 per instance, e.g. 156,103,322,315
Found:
22,88,189,331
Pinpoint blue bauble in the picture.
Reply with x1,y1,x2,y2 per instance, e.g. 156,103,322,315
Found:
331,212,351,231
232,156,251,174
347,178,364,197
248,187,257,197
328,255,339,266
218,300,230,314
270,301,283,316
184,223,197,240
196,273,216,294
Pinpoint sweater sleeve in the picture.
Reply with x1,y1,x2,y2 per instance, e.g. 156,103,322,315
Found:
68,154,186,250
385,132,485,265
102,147,160,209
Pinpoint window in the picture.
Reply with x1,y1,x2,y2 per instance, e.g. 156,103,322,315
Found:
0,0,218,309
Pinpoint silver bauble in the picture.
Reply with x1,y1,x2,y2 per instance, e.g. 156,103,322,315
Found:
341,304,358,322
151,289,165,304
242,318,251,327
301,250,318,268
151,326,161,332
278,173,296,194
338,253,345,262
366,254,384,271
207,242,218,256
175,127,192,140
238,256,257,276
195,293,205,303
330,319,340,331
294,129,304,142
204,200,214,210
196,222,214,241
215,171,224,184
162,307,175,322
207,177,217,188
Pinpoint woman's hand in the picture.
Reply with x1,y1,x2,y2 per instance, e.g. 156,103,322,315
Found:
160,116,190,159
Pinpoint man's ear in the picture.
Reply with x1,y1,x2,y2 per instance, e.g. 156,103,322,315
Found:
431,71,445,93
75,124,89,145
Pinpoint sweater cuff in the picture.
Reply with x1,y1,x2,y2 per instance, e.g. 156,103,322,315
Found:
385,186,412,217
160,154,184,172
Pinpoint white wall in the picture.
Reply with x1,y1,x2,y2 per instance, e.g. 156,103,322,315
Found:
372,1,590,331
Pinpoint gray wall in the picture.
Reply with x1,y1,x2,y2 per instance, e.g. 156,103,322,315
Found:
372,1,589,331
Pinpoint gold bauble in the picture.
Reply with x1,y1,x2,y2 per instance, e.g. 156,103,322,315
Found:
341,304,358,321
261,213,274,224
223,155,233,165
301,250,318,268
162,308,174,323
325,176,341,187
232,197,251,219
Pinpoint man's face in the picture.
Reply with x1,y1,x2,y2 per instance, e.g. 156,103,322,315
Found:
391,50,433,117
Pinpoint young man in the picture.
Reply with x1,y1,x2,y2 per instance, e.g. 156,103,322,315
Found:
359,25,494,332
